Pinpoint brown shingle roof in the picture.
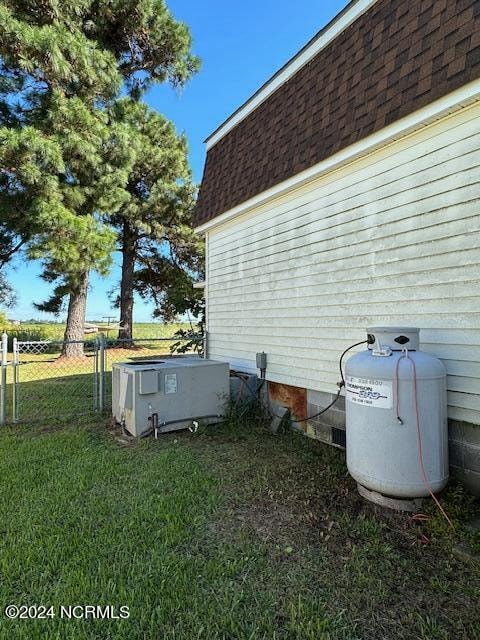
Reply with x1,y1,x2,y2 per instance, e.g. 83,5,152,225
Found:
195,0,480,227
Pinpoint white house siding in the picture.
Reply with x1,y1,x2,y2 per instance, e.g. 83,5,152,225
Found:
206,101,480,430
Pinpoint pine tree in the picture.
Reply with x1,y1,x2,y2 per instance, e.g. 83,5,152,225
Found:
107,98,201,342
0,0,199,356
0,222,24,304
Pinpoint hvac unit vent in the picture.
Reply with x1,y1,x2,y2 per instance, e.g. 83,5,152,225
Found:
112,357,230,437
331,427,346,448
311,423,346,450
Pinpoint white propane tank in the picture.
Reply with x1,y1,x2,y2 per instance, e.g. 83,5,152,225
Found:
345,327,448,499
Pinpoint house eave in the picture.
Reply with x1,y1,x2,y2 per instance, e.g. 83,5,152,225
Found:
205,0,380,151
195,79,480,235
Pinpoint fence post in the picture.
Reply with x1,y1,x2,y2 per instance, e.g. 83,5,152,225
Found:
0,332,8,424
98,333,105,412
93,338,98,411
203,331,208,359
12,337,17,423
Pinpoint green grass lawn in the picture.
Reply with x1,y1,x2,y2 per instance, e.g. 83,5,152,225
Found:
0,418,479,640
4,321,192,343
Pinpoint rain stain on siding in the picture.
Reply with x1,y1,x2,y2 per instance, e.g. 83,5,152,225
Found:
269,382,307,428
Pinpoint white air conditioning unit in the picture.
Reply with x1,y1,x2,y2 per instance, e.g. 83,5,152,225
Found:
112,357,230,437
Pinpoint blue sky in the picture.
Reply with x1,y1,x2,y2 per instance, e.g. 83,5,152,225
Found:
6,0,349,322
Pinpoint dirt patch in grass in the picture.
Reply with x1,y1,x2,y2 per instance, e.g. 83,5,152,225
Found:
215,500,302,544
184,423,480,640
54,355,92,364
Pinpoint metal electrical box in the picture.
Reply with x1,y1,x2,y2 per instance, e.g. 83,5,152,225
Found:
112,358,230,437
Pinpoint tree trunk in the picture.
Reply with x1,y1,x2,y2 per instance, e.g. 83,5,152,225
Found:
61,271,89,358
118,222,136,342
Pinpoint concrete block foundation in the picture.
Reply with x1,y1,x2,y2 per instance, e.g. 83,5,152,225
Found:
266,381,480,496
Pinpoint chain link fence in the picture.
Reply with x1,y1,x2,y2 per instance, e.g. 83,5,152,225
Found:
12,339,99,424
0,332,203,425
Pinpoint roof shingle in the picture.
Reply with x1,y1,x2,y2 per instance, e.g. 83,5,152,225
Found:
195,0,480,227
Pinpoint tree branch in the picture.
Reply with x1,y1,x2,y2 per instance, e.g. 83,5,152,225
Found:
0,237,27,269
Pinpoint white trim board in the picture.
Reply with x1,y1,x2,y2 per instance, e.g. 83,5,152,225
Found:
205,0,380,150
195,79,480,235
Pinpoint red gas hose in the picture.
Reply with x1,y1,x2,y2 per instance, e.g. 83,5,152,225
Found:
394,349,454,529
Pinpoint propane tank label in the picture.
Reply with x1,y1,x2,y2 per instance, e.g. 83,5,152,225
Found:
346,376,393,409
